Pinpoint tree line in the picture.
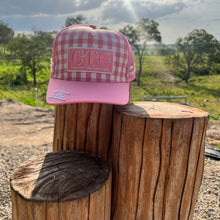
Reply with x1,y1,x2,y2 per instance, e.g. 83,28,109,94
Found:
0,16,220,87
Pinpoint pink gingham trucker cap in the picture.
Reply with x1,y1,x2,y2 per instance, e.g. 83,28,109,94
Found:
46,24,135,105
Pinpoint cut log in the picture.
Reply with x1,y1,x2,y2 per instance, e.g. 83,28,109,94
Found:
10,151,112,220
53,103,113,160
109,102,209,220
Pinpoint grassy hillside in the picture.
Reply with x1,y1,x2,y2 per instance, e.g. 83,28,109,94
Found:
0,85,53,109
0,59,53,109
131,56,220,118
0,56,220,118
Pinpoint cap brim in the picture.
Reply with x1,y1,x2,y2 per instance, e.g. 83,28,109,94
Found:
46,78,130,105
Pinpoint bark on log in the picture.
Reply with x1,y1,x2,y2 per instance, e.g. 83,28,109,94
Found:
53,103,113,161
10,151,112,220
109,102,209,220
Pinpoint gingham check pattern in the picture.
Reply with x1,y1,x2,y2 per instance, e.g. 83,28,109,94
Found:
51,25,135,83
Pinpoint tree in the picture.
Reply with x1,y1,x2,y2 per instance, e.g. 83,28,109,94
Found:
0,20,14,55
100,27,109,30
65,14,87,27
171,29,220,83
7,33,49,86
33,30,57,56
120,18,161,86
33,30,56,48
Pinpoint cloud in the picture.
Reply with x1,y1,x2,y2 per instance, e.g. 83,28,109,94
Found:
0,0,219,44
100,1,132,23
76,0,105,11
0,0,104,16
2,14,65,32
0,0,71,16
101,0,186,24
1,0,192,18
157,0,220,43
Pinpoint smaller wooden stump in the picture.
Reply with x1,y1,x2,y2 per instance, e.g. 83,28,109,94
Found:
109,102,209,220
10,151,112,220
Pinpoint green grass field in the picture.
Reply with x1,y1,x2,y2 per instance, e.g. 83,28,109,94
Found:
0,84,53,109
0,56,220,118
131,56,220,118
0,59,53,109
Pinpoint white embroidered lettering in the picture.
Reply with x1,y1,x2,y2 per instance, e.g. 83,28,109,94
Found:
49,90,70,101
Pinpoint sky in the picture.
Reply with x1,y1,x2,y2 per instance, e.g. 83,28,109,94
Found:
1,0,220,44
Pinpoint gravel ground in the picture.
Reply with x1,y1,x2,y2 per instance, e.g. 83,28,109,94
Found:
0,144,52,220
193,158,220,220
0,144,219,220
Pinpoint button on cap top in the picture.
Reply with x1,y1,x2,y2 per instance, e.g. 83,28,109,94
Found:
89,25,97,29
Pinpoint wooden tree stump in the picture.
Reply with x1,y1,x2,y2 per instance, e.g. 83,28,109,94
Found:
10,151,112,220
109,102,209,220
53,103,113,160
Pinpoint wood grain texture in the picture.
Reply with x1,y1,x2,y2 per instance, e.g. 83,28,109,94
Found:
116,102,209,119
109,102,209,220
53,105,66,151
53,103,113,161
10,151,111,220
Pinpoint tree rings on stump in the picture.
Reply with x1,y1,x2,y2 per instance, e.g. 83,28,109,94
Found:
10,151,112,220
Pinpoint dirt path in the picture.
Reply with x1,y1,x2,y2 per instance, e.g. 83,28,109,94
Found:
0,99,219,219
0,99,54,146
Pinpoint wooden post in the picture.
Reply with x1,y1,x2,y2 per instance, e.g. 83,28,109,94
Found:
53,103,113,160
10,151,112,220
109,102,209,220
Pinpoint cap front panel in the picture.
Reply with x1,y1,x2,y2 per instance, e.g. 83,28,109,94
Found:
52,26,131,83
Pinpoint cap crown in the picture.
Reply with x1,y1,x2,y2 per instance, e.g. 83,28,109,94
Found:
51,25,135,83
